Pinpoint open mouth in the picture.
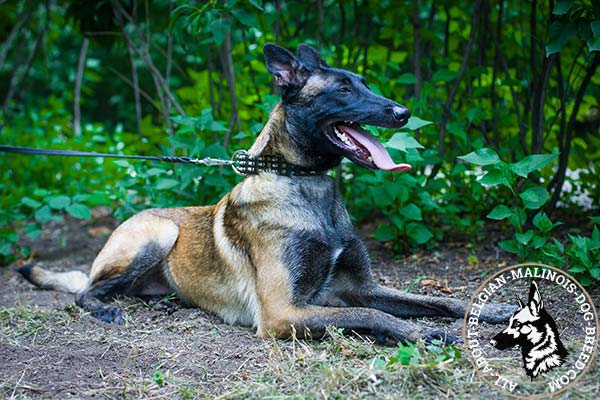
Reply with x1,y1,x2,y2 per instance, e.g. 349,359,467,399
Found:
325,122,411,172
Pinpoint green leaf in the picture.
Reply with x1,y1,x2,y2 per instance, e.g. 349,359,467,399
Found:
403,116,433,131
591,20,600,37
48,195,71,210
519,186,550,209
396,73,417,84
577,275,594,287
406,222,433,245
21,197,42,209
478,168,513,190
156,178,179,190
458,148,501,166
487,205,513,220
432,69,458,82
588,36,600,52
546,20,577,56
509,154,558,178
249,0,263,10
66,203,91,220
590,268,600,279
466,106,483,123
553,0,572,15
447,121,467,142
588,21,600,51
0,242,12,256
25,223,42,240
553,238,565,253
405,148,424,164
400,204,422,221
147,168,165,176
113,160,130,168
515,230,534,245
5,232,18,243
385,132,424,152
533,211,554,232
531,235,547,249
34,205,53,223
498,239,520,254
209,17,231,46
568,265,587,273
230,9,258,27
374,223,395,241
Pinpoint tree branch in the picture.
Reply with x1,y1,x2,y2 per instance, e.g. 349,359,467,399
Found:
112,0,185,116
547,53,600,214
428,0,481,181
0,8,31,70
73,37,89,136
2,4,48,115
107,66,160,110
126,44,143,134
220,30,240,148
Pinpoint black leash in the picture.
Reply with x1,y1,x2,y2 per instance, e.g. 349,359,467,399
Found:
0,145,323,177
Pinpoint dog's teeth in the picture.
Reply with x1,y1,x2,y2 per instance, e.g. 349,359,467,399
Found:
333,126,356,148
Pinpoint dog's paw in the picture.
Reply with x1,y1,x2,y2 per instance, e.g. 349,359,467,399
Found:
480,303,518,324
422,328,462,345
91,305,124,325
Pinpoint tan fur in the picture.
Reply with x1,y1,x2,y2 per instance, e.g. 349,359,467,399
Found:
249,104,307,167
89,210,179,285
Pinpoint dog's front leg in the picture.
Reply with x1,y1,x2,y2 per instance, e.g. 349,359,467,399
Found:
259,305,461,344
344,285,516,323
251,241,459,344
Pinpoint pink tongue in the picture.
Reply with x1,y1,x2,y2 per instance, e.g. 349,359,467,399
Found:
338,125,411,172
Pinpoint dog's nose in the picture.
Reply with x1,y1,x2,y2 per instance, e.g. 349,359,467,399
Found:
392,106,410,124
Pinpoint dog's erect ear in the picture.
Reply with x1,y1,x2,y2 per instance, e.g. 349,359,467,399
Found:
263,43,306,89
528,281,543,316
297,44,329,70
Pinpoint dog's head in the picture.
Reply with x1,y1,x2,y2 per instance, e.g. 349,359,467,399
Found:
490,281,546,350
263,43,411,172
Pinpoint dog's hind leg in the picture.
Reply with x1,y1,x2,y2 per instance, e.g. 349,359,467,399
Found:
76,210,179,324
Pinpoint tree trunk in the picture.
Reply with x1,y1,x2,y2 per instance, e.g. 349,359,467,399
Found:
73,38,89,136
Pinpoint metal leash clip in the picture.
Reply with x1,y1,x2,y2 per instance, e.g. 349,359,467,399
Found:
231,149,253,176
189,156,235,167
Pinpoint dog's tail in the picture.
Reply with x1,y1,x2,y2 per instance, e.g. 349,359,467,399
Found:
17,264,89,294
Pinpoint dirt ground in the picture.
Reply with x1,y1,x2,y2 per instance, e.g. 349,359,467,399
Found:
0,212,598,399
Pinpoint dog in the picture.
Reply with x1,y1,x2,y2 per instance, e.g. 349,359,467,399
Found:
490,281,568,378
18,44,514,344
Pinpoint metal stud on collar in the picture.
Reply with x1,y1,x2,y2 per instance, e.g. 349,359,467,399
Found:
230,150,323,177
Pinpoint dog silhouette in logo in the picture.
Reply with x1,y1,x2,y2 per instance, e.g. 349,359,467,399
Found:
489,281,568,379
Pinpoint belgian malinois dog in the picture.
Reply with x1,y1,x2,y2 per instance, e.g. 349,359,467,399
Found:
19,44,514,344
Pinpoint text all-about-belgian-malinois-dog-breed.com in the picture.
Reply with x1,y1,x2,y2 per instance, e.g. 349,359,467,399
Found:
19,44,515,344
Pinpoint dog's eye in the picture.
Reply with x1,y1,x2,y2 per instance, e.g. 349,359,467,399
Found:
338,87,351,94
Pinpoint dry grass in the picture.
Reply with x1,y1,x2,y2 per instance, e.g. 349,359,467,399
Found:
1,297,599,399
